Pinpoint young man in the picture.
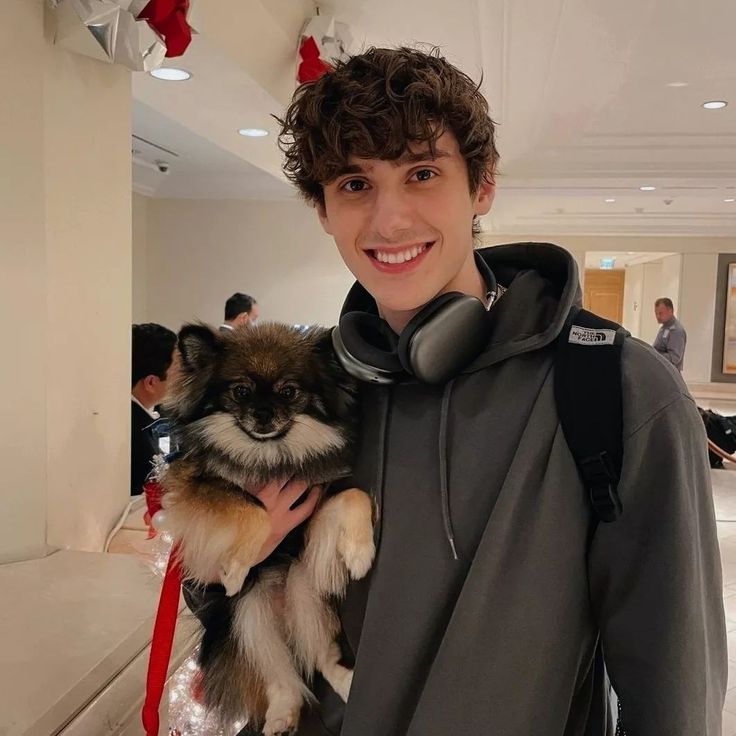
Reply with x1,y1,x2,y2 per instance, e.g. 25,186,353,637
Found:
220,292,259,332
653,297,687,371
131,322,177,495
196,48,726,734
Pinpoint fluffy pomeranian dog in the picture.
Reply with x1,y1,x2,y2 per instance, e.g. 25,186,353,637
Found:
160,322,375,735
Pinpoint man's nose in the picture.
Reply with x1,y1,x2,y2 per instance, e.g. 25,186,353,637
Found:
368,186,416,242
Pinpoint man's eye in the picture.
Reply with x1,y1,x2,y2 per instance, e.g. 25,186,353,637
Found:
412,169,436,182
340,179,368,193
232,385,252,400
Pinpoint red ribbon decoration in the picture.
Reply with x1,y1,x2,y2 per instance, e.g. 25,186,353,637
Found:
141,542,184,736
297,35,334,83
143,478,163,538
139,0,193,58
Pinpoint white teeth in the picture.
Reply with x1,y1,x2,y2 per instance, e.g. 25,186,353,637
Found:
374,243,428,265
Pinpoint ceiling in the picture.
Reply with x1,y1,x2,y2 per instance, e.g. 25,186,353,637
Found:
132,0,736,236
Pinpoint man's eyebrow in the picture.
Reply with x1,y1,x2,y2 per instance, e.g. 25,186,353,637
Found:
330,149,452,179
332,163,367,177
394,148,452,166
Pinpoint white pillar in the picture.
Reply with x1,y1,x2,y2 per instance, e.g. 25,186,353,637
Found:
0,0,132,561
680,254,718,384
0,0,49,562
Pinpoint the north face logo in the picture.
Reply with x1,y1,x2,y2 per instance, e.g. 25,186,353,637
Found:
568,325,616,346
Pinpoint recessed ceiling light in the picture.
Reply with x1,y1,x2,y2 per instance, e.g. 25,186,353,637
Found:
150,67,191,81
725,198,736,203
238,128,269,138
639,186,656,191
702,100,728,109
667,81,689,88
604,198,616,203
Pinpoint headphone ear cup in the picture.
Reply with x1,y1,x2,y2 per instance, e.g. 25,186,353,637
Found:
397,293,463,374
398,293,492,384
337,312,404,375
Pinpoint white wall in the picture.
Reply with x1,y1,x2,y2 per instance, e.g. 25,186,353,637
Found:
622,252,714,380
143,199,354,330
0,0,49,562
660,254,683,312
623,261,664,344
43,28,132,553
640,261,664,344
136,204,728,388
680,254,719,383
133,192,148,323
0,0,132,561
622,263,644,336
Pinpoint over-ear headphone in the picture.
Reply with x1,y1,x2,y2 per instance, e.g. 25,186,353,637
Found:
332,252,498,385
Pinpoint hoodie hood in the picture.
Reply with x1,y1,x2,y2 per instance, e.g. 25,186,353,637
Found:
340,241,581,372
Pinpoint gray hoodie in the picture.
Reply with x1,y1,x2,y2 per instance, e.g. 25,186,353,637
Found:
302,242,726,736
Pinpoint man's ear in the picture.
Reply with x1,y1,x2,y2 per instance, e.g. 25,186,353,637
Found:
142,374,160,393
177,323,220,372
473,170,496,217
316,199,333,235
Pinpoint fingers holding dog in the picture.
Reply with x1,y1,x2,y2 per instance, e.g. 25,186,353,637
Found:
252,480,324,565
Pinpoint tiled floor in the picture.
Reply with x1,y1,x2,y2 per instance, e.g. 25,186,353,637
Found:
712,467,736,735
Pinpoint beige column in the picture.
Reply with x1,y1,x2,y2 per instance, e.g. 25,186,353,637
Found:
0,0,49,562
680,254,718,384
0,0,132,561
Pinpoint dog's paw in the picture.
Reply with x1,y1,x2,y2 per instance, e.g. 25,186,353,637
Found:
331,667,353,703
220,559,251,597
262,711,298,736
338,531,375,580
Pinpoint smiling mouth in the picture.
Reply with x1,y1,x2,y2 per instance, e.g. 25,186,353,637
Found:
239,423,291,442
368,241,435,265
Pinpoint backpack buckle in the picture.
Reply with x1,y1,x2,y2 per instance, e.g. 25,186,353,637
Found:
580,452,623,523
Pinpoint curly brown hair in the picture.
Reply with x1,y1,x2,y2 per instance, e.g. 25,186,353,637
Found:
277,46,499,204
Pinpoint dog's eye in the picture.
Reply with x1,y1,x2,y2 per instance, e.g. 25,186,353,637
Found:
232,385,252,400
278,385,297,400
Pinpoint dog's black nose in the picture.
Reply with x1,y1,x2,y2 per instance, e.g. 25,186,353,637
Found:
253,407,274,425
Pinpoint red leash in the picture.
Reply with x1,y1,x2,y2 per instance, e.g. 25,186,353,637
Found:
142,541,183,736
141,480,184,735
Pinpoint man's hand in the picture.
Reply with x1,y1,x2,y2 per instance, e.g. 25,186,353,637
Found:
251,478,323,564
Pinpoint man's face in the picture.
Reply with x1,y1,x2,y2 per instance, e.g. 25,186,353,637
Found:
655,303,674,324
318,132,495,318
150,349,180,405
236,304,259,327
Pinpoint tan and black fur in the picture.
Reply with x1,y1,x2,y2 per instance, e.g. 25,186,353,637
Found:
160,323,375,735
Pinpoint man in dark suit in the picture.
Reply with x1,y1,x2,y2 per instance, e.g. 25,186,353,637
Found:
131,323,177,495
219,292,259,332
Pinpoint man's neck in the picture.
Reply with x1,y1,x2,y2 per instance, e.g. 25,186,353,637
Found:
380,250,487,334
131,386,155,412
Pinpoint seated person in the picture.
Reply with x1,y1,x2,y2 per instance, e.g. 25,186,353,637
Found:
131,323,177,495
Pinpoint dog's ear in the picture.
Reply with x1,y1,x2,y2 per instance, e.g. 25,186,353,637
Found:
165,324,221,421
308,326,334,355
178,323,220,372
306,326,357,416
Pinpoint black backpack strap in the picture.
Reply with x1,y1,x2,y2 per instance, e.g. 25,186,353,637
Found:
554,307,629,523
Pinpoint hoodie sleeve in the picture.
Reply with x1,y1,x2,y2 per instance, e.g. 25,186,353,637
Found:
588,355,727,733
